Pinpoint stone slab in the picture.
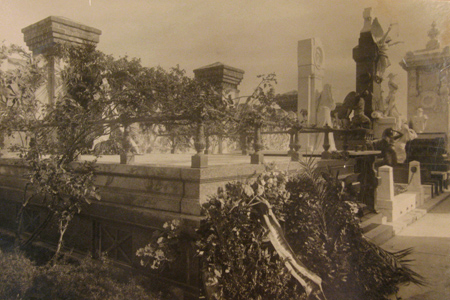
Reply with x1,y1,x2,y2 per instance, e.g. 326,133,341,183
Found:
378,192,417,222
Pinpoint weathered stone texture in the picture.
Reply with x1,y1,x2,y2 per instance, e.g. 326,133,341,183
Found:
22,16,101,55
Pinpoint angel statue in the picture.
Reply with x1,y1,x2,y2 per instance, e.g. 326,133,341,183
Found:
384,73,402,129
314,84,337,151
371,19,403,79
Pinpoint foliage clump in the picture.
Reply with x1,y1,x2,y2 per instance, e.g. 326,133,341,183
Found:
0,249,36,299
196,171,304,300
136,219,183,270
0,249,163,300
139,162,424,300
282,162,424,300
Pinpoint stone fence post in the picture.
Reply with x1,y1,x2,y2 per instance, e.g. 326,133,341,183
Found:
407,160,424,206
192,121,208,168
376,165,396,221
250,124,264,164
377,165,395,203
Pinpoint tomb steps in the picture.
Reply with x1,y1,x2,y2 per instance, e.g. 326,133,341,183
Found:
362,191,450,245
360,212,394,245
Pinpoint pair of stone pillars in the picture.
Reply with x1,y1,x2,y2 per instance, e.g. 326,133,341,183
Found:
377,161,424,221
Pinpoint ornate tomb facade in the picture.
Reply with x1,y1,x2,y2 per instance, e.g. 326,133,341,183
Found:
400,22,450,136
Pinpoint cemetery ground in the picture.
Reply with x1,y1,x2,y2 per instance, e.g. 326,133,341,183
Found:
382,193,450,300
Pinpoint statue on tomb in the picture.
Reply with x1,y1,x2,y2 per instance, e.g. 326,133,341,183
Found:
394,120,418,163
335,91,371,129
372,89,385,117
371,127,404,166
384,73,402,129
336,91,358,129
314,84,337,151
351,91,372,129
316,84,336,125
371,21,403,79
371,90,386,119
410,107,428,133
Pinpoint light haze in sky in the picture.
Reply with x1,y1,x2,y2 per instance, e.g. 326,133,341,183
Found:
2,0,450,116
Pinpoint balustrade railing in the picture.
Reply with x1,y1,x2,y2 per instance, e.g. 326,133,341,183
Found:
3,116,382,212
2,114,377,170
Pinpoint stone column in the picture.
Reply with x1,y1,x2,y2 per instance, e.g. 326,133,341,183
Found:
22,16,101,106
352,8,381,120
376,165,395,221
408,160,424,206
250,124,264,164
377,166,394,201
297,38,325,151
120,124,135,164
193,62,244,155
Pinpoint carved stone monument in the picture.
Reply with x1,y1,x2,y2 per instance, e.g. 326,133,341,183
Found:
410,107,428,133
400,22,450,136
352,8,381,120
297,38,325,151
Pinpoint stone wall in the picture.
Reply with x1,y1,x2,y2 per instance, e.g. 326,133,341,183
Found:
0,157,307,299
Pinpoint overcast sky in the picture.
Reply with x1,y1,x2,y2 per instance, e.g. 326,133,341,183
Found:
2,0,450,115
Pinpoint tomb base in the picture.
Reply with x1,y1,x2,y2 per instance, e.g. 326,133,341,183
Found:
191,153,208,168
377,192,417,222
373,117,397,139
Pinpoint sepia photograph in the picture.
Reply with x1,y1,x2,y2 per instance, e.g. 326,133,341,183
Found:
1,0,450,299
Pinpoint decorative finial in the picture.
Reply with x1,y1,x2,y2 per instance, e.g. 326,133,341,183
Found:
426,21,440,50
361,8,372,33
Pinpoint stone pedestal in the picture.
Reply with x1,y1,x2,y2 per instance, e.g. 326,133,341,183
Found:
373,117,396,139
250,153,264,165
22,16,101,55
377,166,394,201
191,153,208,168
22,16,101,106
377,165,416,221
401,47,450,134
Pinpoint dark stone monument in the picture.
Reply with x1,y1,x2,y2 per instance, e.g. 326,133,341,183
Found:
352,8,381,122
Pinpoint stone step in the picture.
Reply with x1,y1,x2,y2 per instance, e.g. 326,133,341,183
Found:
360,212,386,228
387,209,427,234
419,190,450,212
360,212,393,245
364,224,394,245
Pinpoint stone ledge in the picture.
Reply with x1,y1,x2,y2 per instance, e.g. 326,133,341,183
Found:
364,224,394,245
386,191,450,235
22,16,101,54
22,16,101,36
